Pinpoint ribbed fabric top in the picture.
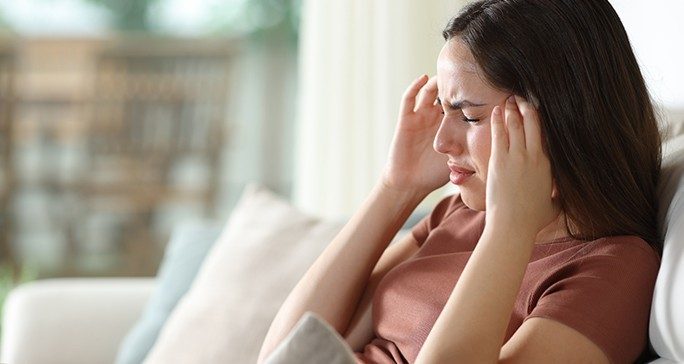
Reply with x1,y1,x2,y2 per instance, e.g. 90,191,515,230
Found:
354,194,660,364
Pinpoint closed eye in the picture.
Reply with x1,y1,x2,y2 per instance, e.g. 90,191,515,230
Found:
437,96,483,124
440,110,480,124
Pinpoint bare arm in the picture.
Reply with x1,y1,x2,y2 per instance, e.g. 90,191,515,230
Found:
257,182,425,363
258,74,447,362
343,232,421,352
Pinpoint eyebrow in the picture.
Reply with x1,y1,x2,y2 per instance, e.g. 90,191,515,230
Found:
436,97,486,109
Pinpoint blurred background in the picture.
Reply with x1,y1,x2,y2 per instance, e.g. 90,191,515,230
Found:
0,0,683,321
0,0,301,283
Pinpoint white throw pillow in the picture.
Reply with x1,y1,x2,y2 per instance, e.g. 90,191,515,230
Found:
144,184,345,364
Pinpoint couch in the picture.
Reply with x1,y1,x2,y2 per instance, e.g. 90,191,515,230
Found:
2,132,684,364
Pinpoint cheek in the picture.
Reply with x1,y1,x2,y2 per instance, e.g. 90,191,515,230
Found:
467,125,492,176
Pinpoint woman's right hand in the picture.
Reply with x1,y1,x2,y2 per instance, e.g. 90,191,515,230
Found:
380,75,450,196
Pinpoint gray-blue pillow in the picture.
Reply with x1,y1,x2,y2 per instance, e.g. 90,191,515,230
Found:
114,220,222,364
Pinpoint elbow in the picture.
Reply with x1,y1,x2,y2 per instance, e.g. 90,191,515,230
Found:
257,343,279,364
257,315,292,363
256,346,270,364
257,332,281,364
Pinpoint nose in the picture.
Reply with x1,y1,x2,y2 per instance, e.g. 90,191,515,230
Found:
433,117,464,156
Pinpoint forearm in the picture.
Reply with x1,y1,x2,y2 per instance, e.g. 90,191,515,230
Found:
257,182,426,363
415,221,536,364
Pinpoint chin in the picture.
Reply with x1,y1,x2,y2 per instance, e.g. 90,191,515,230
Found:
460,190,486,211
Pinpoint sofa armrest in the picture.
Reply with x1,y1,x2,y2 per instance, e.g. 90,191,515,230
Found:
1,278,155,364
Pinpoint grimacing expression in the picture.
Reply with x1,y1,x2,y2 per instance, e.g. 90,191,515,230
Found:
434,38,509,211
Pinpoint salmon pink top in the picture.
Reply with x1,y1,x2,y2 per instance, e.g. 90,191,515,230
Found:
354,194,660,364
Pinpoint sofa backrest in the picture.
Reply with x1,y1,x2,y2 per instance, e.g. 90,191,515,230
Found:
650,133,684,361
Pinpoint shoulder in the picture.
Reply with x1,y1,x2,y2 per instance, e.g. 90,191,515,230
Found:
527,235,660,363
570,235,660,274
545,234,661,294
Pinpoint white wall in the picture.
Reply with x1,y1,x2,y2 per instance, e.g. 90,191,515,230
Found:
611,1,684,110
292,0,468,220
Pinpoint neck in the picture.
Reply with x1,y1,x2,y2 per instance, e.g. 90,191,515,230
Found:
534,211,571,244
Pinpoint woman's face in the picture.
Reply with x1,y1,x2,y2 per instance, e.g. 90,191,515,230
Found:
434,38,510,211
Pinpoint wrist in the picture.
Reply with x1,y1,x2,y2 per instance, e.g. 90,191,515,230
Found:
484,212,538,243
353,180,425,238
376,178,429,206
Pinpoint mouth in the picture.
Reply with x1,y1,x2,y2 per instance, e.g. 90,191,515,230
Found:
447,162,475,185
447,162,475,174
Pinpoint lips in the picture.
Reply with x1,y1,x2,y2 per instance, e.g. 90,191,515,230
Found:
447,162,475,175
447,162,475,185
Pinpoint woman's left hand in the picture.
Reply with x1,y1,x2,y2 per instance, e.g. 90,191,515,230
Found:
485,95,560,239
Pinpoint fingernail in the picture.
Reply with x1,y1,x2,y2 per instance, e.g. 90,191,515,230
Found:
493,106,501,115
507,95,516,104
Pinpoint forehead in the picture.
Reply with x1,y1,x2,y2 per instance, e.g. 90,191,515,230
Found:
436,39,490,100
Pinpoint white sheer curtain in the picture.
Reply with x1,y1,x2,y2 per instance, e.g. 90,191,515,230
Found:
293,0,469,219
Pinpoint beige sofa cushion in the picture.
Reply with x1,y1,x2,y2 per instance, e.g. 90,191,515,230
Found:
144,184,344,364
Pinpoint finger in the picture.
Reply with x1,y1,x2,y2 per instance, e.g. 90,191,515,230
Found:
400,74,429,116
416,76,439,111
515,95,543,154
490,105,508,154
505,95,525,152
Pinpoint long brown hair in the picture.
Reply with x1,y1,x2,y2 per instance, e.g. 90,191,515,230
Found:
443,0,663,252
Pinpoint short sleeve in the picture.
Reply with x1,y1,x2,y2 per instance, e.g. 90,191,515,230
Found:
410,193,462,247
526,238,660,364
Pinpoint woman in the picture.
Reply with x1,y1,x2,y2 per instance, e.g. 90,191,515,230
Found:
259,0,662,363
